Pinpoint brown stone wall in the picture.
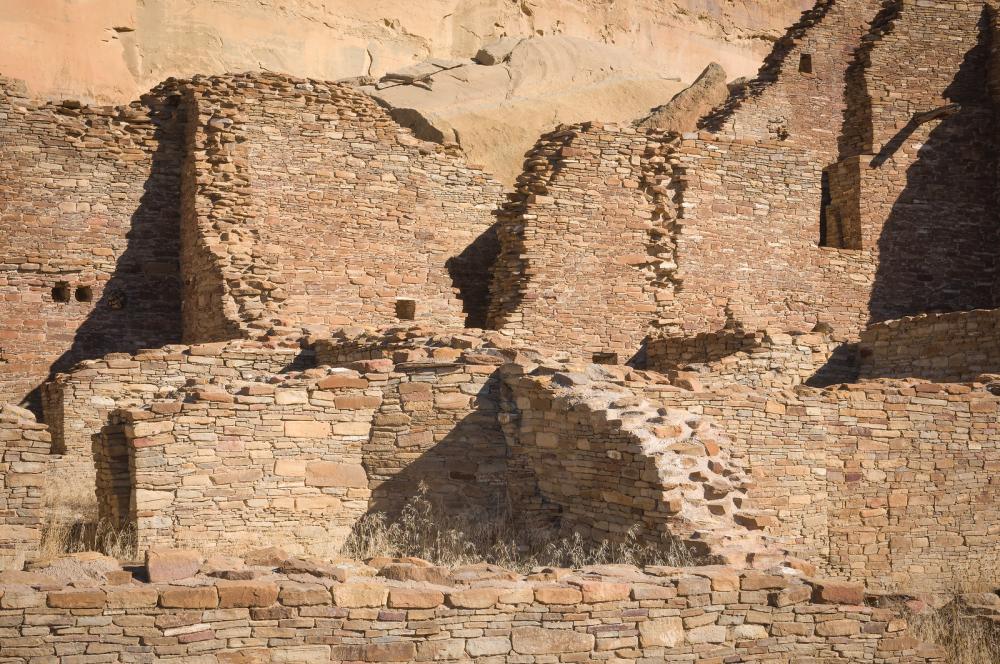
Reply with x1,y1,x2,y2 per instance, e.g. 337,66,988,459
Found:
0,405,51,568
487,124,675,361
669,137,876,336
0,562,944,663
646,327,855,388
831,0,1000,321
702,0,877,158
99,374,384,555
501,364,771,563
179,74,504,341
653,379,1000,592
0,76,183,410
859,309,1000,381
42,341,310,496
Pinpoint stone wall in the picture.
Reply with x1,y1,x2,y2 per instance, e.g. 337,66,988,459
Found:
646,326,855,388
0,557,945,663
179,73,504,341
0,405,51,569
652,379,1000,592
41,341,309,496
0,76,183,410
97,374,383,555
93,348,510,555
487,124,676,361
860,309,1000,382
830,0,1000,321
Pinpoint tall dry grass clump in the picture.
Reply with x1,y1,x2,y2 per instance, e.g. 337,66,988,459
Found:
911,602,1000,664
341,483,696,572
38,467,135,561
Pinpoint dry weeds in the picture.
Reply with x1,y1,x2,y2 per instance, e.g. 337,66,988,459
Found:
340,483,696,572
38,468,135,561
911,602,1000,664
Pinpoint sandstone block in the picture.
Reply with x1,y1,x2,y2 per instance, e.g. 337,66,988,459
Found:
511,626,594,654
159,586,219,609
812,580,865,605
447,588,500,608
106,587,159,609
47,589,105,609
305,461,367,487
639,616,684,647
466,636,511,656
217,580,279,608
816,619,861,637
146,548,204,583
284,420,331,438
333,583,388,607
687,624,727,644
271,646,332,663
534,585,583,604
388,588,444,609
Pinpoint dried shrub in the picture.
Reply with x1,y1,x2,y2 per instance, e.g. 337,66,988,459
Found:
341,483,696,572
911,602,1000,664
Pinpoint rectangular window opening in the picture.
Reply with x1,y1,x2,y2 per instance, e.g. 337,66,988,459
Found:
799,53,814,75
395,298,416,321
819,169,831,247
592,352,619,365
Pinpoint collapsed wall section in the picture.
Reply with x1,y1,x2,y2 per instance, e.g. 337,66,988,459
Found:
652,378,1000,592
487,124,677,360
0,76,183,410
179,73,505,341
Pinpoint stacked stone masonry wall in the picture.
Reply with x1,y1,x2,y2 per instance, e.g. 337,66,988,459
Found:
41,341,310,495
179,74,505,340
859,309,1000,381
93,348,510,555
646,327,855,388
652,379,1000,592
829,0,1000,321
0,406,51,569
0,561,946,663
0,76,184,410
486,123,676,361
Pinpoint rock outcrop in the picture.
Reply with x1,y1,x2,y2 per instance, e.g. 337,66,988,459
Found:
636,62,731,133
1,0,810,182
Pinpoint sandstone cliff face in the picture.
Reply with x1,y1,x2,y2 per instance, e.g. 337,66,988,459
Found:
2,0,809,106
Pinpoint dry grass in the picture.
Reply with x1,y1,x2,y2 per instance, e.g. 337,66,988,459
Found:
38,469,136,562
911,602,1000,664
341,483,696,572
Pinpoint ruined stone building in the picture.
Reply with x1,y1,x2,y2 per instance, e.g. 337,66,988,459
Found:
1,0,1000,661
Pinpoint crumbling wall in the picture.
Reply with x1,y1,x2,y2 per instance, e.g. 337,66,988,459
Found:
0,562,944,663
646,327,854,388
487,124,676,360
0,405,51,568
653,379,1000,592
0,76,183,410
859,309,1000,381
501,363,775,565
179,73,504,340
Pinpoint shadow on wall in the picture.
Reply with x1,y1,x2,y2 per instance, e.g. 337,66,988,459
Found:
867,9,1000,322
24,95,185,416
446,223,501,329
364,408,509,523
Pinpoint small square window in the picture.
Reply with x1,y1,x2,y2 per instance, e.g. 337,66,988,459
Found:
52,283,70,303
396,298,416,321
75,285,93,302
592,352,619,365
799,53,813,74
